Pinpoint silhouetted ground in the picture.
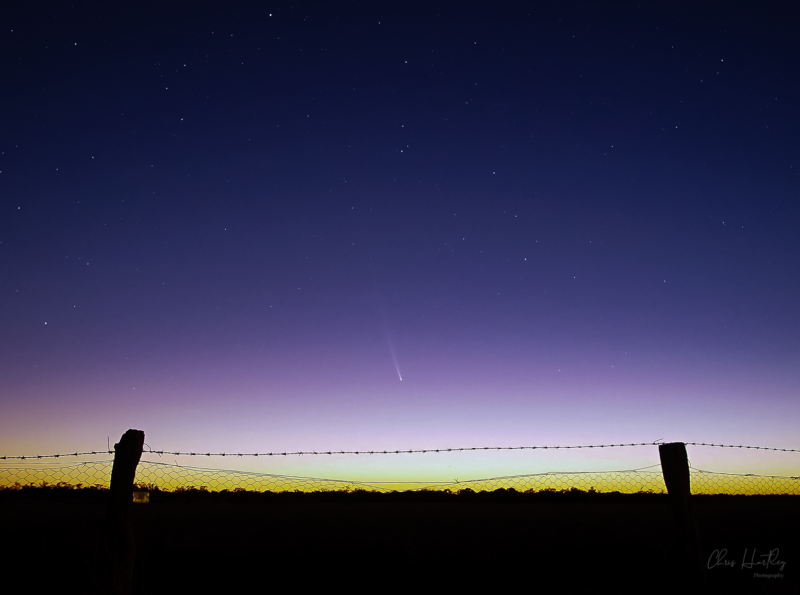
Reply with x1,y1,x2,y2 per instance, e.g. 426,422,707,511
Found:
3,487,798,594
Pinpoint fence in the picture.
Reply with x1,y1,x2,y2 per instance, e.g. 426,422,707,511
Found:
2,441,799,495
3,432,798,594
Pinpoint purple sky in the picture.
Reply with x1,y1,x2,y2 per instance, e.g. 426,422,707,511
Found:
2,2,798,482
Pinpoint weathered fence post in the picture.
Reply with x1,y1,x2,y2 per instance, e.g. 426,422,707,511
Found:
107,429,145,595
658,442,703,592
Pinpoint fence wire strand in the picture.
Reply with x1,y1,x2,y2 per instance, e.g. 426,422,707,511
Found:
4,440,799,461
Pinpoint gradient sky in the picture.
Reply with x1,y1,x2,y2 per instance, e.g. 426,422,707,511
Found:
2,2,798,481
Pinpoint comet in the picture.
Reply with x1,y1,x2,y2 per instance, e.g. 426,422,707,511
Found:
381,308,403,381
391,346,403,381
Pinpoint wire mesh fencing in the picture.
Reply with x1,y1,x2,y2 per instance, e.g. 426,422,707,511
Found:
1,458,799,495
689,467,800,496
129,460,672,493
0,460,114,490
128,462,800,495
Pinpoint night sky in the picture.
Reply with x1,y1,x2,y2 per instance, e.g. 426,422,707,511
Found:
2,2,798,481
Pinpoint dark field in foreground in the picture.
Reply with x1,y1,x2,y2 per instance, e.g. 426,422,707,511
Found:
3,488,798,594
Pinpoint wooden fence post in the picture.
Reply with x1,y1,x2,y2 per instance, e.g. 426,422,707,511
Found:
107,429,145,595
658,441,703,592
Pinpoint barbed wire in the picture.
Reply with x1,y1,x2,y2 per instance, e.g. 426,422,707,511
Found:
2,441,799,461
140,442,662,457
0,451,113,460
684,442,800,452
